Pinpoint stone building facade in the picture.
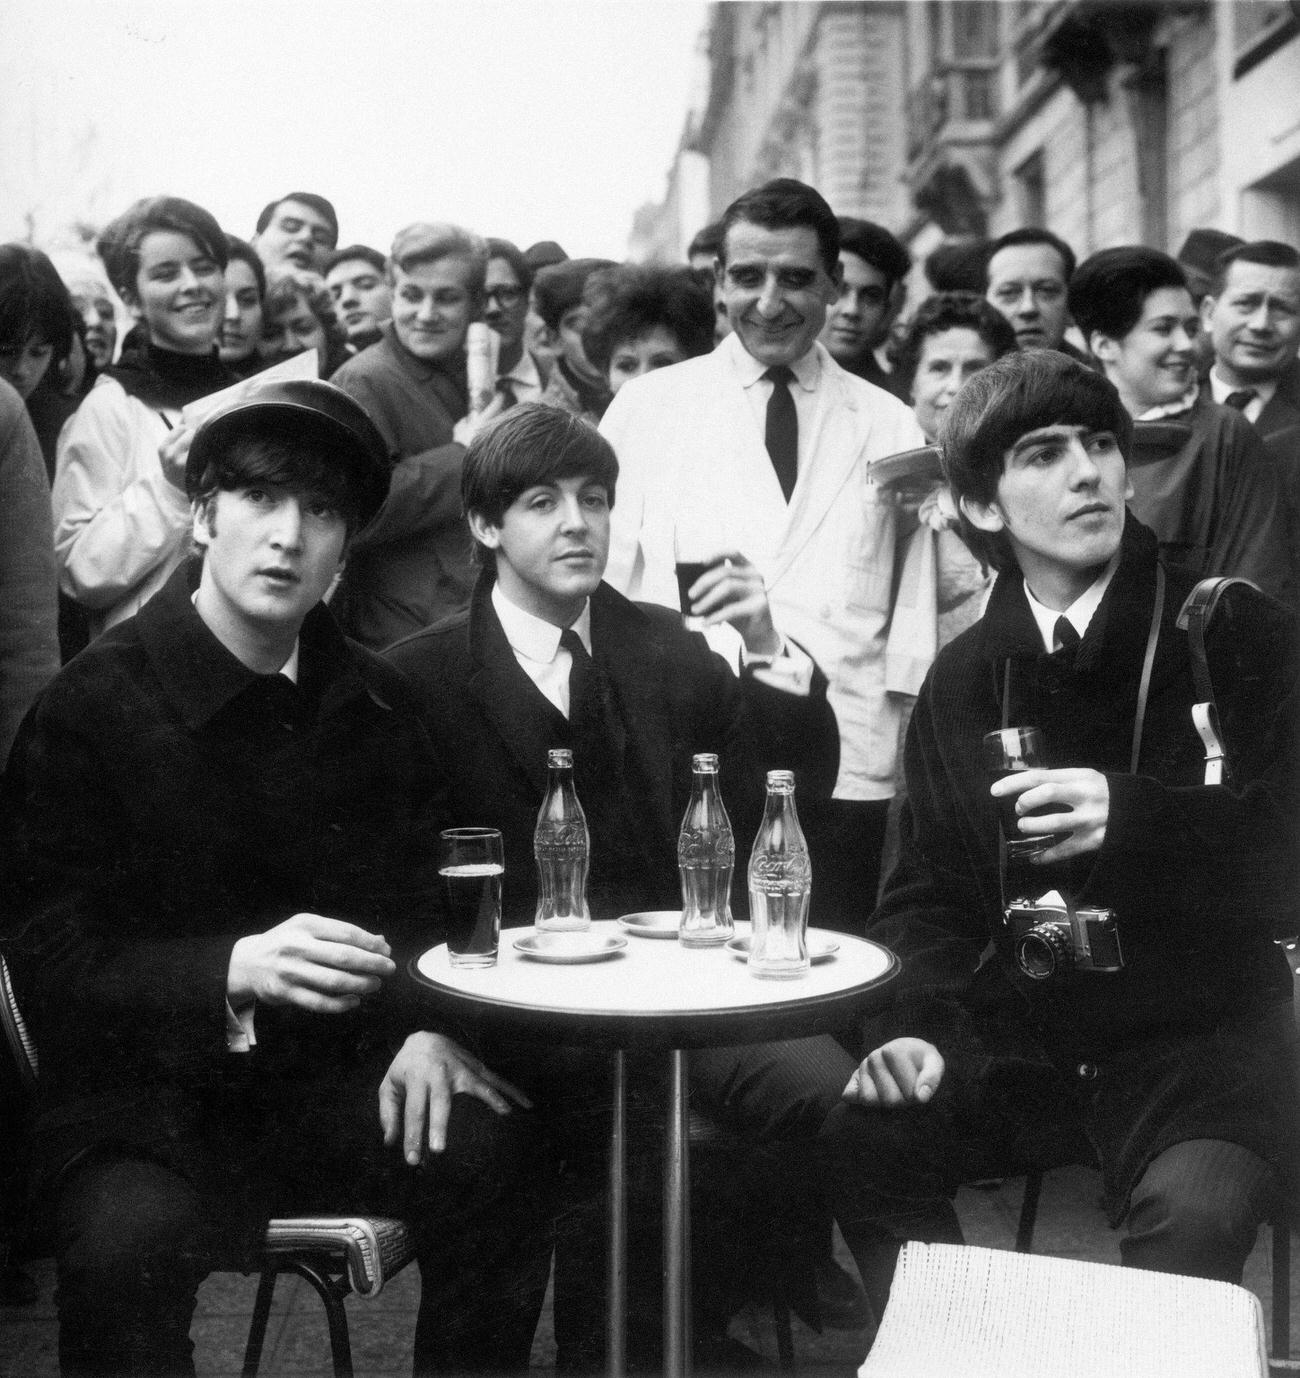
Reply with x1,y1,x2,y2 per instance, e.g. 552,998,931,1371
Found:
638,1,1300,271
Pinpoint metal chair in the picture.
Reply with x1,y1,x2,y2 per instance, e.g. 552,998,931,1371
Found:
0,952,416,1378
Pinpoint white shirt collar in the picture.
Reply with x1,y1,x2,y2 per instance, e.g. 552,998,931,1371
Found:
499,348,541,392
1022,551,1120,653
1208,367,1279,412
725,329,823,392
491,581,591,662
1136,381,1199,420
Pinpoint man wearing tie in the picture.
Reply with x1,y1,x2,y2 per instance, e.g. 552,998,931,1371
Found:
600,179,925,930
387,402,866,1371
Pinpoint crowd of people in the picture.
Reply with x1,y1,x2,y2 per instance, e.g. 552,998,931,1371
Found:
0,175,1296,1377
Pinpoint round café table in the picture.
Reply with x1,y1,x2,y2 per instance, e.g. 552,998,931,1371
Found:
412,919,898,1378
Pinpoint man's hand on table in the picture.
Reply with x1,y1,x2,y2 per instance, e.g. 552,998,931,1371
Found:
843,1038,944,1107
379,1032,533,1162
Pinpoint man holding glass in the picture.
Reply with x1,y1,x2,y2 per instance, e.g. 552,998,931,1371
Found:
1,380,550,1377
825,350,1299,1313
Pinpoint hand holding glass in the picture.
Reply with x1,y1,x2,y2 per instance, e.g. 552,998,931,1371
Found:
439,827,503,968
982,727,1069,860
674,529,722,633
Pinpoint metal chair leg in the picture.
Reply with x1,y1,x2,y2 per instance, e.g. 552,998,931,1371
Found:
286,1257,355,1378
1015,1171,1043,1254
772,1288,796,1372
241,1268,279,1378
1273,1215,1292,1360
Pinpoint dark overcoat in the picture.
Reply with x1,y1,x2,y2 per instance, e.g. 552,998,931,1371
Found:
866,516,1300,1216
386,573,839,929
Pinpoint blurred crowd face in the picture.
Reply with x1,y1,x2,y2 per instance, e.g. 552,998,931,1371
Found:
124,230,223,356
0,336,55,399
910,327,999,442
1203,259,1300,387
1093,286,1199,417
391,255,476,363
66,275,117,368
985,243,1070,351
326,257,390,343
483,256,529,355
219,258,264,365
260,287,327,366
718,220,839,369
607,325,688,396
821,251,893,366
556,302,604,384
255,199,335,274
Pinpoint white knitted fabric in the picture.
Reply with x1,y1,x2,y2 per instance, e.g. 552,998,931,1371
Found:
859,1242,1267,1378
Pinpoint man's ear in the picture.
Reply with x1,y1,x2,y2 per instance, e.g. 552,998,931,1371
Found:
191,498,214,549
466,508,502,552
959,493,1006,535
1199,293,1218,334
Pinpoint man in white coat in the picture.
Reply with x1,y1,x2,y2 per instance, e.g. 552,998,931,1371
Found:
601,178,925,930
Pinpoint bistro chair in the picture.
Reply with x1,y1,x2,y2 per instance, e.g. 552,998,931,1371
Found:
858,1240,1268,1378
0,952,417,1378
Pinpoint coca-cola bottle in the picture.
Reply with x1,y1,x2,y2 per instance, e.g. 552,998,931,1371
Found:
533,748,591,931
747,770,811,979
677,752,735,947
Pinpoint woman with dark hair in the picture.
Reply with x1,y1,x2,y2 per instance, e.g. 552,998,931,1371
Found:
888,291,1018,442
218,235,268,380
260,267,350,378
0,245,80,474
582,264,715,397
52,196,235,637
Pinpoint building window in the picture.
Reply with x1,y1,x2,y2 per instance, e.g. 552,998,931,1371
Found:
950,2,998,59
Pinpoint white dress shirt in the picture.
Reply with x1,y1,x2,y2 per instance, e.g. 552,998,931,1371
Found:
1022,554,1119,653
734,342,824,480
492,581,591,718
1208,368,1277,424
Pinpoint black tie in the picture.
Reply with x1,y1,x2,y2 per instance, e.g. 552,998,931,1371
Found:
763,366,798,502
559,628,589,724
1054,615,1081,663
1223,388,1257,412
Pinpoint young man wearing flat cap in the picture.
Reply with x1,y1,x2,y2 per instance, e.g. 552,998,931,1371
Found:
1,380,551,1377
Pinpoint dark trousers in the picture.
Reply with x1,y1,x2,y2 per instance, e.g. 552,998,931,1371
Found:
800,797,890,936
505,1034,858,1371
52,1054,554,1378
822,1097,1279,1315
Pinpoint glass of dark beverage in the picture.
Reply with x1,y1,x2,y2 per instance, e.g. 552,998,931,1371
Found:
439,827,503,968
673,529,718,632
981,727,1069,860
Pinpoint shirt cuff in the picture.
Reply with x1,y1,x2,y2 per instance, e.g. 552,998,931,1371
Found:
226,998,257,1053
744,636,813,696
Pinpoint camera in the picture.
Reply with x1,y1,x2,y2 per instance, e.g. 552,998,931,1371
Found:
1004,897,1124,980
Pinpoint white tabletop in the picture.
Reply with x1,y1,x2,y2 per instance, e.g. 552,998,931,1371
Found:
412,920,897,1049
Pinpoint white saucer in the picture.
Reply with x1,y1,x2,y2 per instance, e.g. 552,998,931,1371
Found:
513,931,628,963
617,910,682,939
725,933,839,964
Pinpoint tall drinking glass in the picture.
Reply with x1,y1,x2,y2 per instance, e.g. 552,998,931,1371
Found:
981,727,1069,861
674,528,718,633
439,827,503,968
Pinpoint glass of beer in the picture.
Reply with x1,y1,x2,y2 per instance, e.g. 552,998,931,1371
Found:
439,827,504,968
981,727,1069,860
674,528,718,633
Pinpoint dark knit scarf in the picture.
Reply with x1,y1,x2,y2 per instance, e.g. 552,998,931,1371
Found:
104,337,234,413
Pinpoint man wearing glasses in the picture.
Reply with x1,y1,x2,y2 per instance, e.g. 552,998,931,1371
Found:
485,238,544,407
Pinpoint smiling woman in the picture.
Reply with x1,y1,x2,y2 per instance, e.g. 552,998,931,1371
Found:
51,196,236,637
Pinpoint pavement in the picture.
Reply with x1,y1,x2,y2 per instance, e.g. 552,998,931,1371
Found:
3,1167,1297,1377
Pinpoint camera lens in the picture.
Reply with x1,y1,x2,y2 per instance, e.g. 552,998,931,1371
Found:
1015,922,1072,980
